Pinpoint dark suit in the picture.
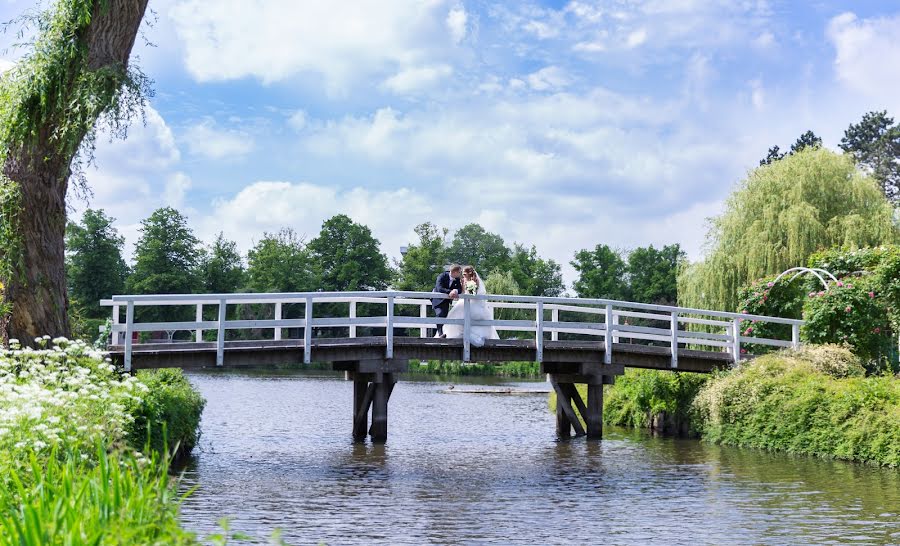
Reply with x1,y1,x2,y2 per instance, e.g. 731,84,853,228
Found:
432,271,461,335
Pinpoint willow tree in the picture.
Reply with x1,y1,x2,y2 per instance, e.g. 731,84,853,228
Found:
0,0,150,342
679,147,899,312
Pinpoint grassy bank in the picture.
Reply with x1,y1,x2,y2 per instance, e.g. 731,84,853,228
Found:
0,337,205,543
694,346,900,467
553,345,900,467
405,360,541,378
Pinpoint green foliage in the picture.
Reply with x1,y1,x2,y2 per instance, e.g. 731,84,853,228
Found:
127,207,201,296
395,222,448,291
602,369,709,432
679,148,899,313
802,277,894,372
840,110,900,203
0,446,195,545
508,244,565,297
65,209,128,318
692,348,900,467
198,233,245,294
126,369,206,458
308,214,391,291
626,244,685,305
571,244,628,299
246,228,318,293
735,274,806,354
759,130,822,165
446,223,510,277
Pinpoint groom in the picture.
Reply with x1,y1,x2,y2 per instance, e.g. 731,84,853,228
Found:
431,264,462,338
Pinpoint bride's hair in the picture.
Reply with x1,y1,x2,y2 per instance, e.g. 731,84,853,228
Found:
463,266,477,284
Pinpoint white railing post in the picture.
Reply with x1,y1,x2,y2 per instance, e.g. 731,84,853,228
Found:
123,301,134,372
349,301,357,339
612,312,620,343
732,317,741,364
111,304,120,346
604,304,613,364
195,304,203,342
463,296,471,362
216,299,226,367
670,311,679,368
304,296,313,364
550,306,558,341
420,303,428,338
274,302,282,341
535,301,544,362
386,296,395,359
791,323,800,349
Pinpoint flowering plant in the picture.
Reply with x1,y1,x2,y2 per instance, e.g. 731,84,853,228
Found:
465,280,477,295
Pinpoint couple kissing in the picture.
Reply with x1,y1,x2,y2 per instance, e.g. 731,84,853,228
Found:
430,264,498,347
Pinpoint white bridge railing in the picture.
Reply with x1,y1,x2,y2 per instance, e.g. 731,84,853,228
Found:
100,291,804,372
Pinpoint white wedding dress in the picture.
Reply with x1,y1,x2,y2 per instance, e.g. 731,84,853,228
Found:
442,272,499,347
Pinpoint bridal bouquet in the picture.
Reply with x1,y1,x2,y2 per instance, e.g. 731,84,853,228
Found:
465,280,478,295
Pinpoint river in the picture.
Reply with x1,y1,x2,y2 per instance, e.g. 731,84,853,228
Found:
177,370,900,545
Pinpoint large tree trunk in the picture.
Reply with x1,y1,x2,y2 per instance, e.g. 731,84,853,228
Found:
3,0,149,343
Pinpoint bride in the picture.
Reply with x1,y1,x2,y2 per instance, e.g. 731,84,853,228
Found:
442,266,499,347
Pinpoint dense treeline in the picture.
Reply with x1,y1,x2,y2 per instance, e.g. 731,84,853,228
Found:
66,208,686,338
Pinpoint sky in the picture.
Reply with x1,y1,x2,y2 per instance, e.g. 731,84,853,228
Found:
2,0,900,287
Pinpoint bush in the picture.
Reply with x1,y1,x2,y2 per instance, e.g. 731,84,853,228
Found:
802,277,894,371
692,346,900,467
736,274,805,354
126,368,205,457
603,369,709,434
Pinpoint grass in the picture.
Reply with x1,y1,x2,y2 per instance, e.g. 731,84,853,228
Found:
0,337,207,544
405,359,542,378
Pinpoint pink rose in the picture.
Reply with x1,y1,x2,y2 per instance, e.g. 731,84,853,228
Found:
741,310,748,314
740,348,747,354
744,327,753,335
869,292,875,299
817,291,825,297
808,292,816,298
874,327,881,334
845,306,852,313
847,284,853,289
767,281,774,288
836,281,844,287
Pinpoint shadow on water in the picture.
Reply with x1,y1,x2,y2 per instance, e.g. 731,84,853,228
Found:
177,369,900,545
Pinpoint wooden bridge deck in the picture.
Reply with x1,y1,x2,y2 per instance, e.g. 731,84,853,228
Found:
107,336,733,373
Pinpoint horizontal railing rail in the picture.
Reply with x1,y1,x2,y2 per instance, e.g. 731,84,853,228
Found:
100,291,804,371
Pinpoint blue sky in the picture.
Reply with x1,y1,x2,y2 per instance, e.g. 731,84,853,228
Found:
3,0,900,286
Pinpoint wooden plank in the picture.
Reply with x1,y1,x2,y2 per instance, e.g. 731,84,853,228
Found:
556,395,571,439
586,384,603,439
550,380,585,436
563,383,587,423
353,381,374,441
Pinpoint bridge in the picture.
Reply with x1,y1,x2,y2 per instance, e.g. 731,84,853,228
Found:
101,291,803,443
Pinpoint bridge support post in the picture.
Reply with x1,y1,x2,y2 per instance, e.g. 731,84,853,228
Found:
545,362,623,441
341,360,405,443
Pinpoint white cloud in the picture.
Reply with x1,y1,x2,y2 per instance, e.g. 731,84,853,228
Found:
197,181,435,259
753,31,776,49
163,172,192,209
749,78,765,111
827,12,900,112
169,0,465,91
625,28,647,48
382,64,453,94
526,66,571,91
446,4,468,44
287,110,308,131
183,119,254,160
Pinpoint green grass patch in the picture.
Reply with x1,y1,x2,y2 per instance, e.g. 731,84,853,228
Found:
405,359,541,377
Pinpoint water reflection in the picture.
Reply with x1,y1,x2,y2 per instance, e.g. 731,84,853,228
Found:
178,370,900,545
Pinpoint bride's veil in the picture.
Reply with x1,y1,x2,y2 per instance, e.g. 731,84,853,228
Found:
474,271,488,295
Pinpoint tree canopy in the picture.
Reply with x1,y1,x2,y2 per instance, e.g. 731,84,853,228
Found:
246,228,318,293
508,244,565,297
840,110,900,204
127,207,201,296
65,209,128,318
394,222,448,292
759,130,823,166
446,223,510,277
571,244,628,300
308,214,391,292
198,233,245,294
679,147,899,312
626,244,685,305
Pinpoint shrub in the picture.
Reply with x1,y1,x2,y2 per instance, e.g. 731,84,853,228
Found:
735,274,805,354
126,368,205,457
603,369,709,433
692,347,900,467
802,277,893,371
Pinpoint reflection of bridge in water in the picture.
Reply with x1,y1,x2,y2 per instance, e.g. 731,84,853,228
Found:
102,291,803,443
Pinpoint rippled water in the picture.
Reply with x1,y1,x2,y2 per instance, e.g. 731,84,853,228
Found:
178,370,900,545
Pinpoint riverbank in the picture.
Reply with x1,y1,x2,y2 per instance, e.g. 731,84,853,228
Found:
405,359,541,377
558,345,900,467
0,338,205,542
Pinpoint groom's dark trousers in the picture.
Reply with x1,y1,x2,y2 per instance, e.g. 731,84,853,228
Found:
432,271,461,335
